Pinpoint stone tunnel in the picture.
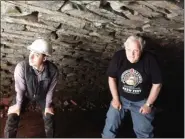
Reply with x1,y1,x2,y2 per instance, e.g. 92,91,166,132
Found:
0,0,184,138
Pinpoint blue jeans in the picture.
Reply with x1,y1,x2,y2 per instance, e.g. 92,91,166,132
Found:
102,96,155,138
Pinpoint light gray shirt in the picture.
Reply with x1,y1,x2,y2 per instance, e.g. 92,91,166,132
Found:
14,62,58,109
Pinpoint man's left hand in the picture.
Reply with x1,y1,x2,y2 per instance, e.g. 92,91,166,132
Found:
139,104,152,115
44,107,54,116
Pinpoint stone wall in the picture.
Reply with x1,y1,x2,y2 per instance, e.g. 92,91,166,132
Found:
1,1,184,106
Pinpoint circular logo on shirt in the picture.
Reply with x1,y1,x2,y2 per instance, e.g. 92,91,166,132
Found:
121,68,142,87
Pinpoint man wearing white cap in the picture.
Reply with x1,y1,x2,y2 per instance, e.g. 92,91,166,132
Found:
4,39,59,137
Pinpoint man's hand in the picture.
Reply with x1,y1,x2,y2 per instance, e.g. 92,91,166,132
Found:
44,107,54,116
139,104,152,115
111,98,122,110
7,104,20,116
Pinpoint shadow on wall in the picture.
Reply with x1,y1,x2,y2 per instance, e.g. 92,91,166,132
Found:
139,36,184,138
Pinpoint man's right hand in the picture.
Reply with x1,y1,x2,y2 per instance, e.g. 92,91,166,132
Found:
111,98,122,110
7,104,20,116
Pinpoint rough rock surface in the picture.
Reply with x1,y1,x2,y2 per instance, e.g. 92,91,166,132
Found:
1,0,183,99
0,0,184,138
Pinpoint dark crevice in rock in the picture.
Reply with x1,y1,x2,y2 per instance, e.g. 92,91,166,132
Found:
127,1,139,5
11,11,39,22
56,23,62,30
100,2,129,19
15,6,22,13
51,31,58,40
58,0,69,11
120,6,135,15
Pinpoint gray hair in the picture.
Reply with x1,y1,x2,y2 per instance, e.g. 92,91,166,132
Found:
123,35,146,51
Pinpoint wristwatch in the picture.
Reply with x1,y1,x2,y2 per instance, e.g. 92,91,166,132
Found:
145,103,153,108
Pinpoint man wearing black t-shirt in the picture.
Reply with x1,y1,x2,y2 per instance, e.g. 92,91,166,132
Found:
102,35,162,138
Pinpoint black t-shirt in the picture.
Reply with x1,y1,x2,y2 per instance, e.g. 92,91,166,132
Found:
107,49,162,101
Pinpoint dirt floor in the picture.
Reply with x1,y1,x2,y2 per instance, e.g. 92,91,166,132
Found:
0,40,184,138
0,106,184,138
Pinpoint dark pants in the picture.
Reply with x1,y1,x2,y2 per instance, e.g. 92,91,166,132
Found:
4,97,54,138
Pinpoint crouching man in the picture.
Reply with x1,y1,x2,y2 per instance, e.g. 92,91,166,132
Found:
102,35,162,138
4,38,59,138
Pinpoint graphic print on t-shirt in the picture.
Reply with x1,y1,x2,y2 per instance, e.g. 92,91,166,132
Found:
121,68,143,94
